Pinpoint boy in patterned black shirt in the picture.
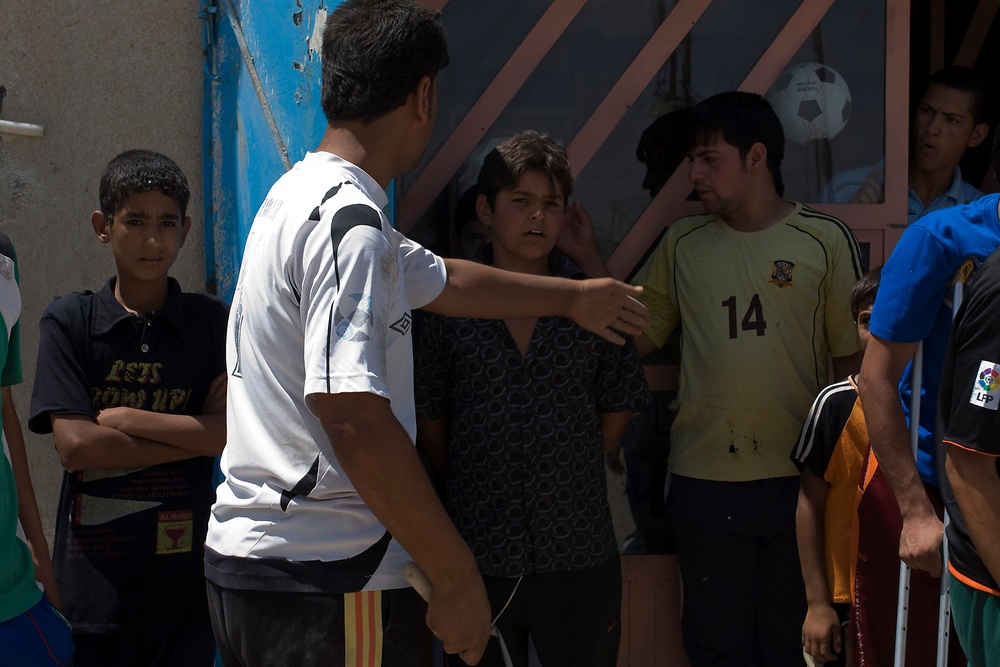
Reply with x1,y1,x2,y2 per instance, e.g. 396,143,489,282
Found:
415,130,649,667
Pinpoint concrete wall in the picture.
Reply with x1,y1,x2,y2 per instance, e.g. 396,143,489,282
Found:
0,1,207,542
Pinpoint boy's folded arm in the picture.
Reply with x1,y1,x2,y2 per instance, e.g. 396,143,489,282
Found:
50,413,197,470
95,408,226,456
92,372,227,456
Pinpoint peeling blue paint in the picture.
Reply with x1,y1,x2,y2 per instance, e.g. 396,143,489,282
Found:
204,0,340,302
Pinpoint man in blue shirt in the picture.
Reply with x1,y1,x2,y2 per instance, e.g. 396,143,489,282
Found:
819,66,990,224
855,132,1000,666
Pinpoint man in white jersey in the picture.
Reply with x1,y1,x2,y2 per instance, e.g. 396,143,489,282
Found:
203,2,649,666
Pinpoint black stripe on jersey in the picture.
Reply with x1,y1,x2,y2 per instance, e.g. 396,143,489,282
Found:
280,455,320,511
671,219,712,304
325,203,381,393
205,531,394,593
308,184,345,222
799,206,865,279
330,204,381,274
785,223,829,392
792,378,855,463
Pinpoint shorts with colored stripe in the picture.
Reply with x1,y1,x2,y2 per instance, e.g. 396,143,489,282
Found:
0,596,74,666
206,579,425,667
949,572,1000,667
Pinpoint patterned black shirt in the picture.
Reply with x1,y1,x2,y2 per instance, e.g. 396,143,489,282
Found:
415,247,650,577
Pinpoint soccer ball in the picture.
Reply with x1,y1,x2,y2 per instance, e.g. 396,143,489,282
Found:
767,62,852,145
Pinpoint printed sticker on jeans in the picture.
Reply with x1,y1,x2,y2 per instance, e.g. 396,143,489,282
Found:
969,361,1000,411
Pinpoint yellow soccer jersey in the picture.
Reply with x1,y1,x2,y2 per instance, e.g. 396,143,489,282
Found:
639,202,863,481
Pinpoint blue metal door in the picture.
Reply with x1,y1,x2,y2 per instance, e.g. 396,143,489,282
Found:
201,0,338,301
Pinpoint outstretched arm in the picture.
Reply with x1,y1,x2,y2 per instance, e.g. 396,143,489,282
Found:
556,202,663,358
426,259,648,346
858,335,942,575
4,387,62,608
313,391,491,664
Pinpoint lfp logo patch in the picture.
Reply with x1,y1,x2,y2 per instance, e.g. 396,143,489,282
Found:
970,361,1000,411
769,260,795,288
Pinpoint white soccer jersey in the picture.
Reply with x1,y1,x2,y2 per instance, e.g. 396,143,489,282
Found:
206,152,447,593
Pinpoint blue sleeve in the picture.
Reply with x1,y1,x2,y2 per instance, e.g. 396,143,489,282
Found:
870,225,953,344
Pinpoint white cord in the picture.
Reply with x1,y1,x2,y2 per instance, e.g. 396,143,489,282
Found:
492,575,523,626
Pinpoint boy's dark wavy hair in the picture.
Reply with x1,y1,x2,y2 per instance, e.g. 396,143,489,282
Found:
478,130,574,210
99,149,190,220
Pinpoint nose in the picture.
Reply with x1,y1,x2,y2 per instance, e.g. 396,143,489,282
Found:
530,206,544,220
926,113,943,135
688,161,702,184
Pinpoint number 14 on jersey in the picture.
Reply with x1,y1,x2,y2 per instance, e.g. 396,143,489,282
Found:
722,294,767,339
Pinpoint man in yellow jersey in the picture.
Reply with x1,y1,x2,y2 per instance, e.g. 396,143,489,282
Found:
634,91,864,666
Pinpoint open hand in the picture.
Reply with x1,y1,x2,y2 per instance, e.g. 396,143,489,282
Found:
570,278,648,344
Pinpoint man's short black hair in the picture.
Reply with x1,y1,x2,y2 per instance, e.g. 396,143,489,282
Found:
926,66,991,125
686,91,786,197
321,0,449,126
99,149,190,220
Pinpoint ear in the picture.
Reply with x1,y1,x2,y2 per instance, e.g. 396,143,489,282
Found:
415,75,433,124
91,210,111,243
179,216,193,247
748,142,768,172
475,193,493,226
968,122,989,149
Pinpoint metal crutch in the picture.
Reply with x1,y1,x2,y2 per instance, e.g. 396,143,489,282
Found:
893,267,970,667
933,271,969,666
893,341,922,667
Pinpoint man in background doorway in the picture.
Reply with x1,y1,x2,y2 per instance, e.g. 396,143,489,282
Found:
819,66,990,223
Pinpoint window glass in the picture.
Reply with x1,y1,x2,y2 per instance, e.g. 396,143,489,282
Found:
402,0,886,260
773,1,886,204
